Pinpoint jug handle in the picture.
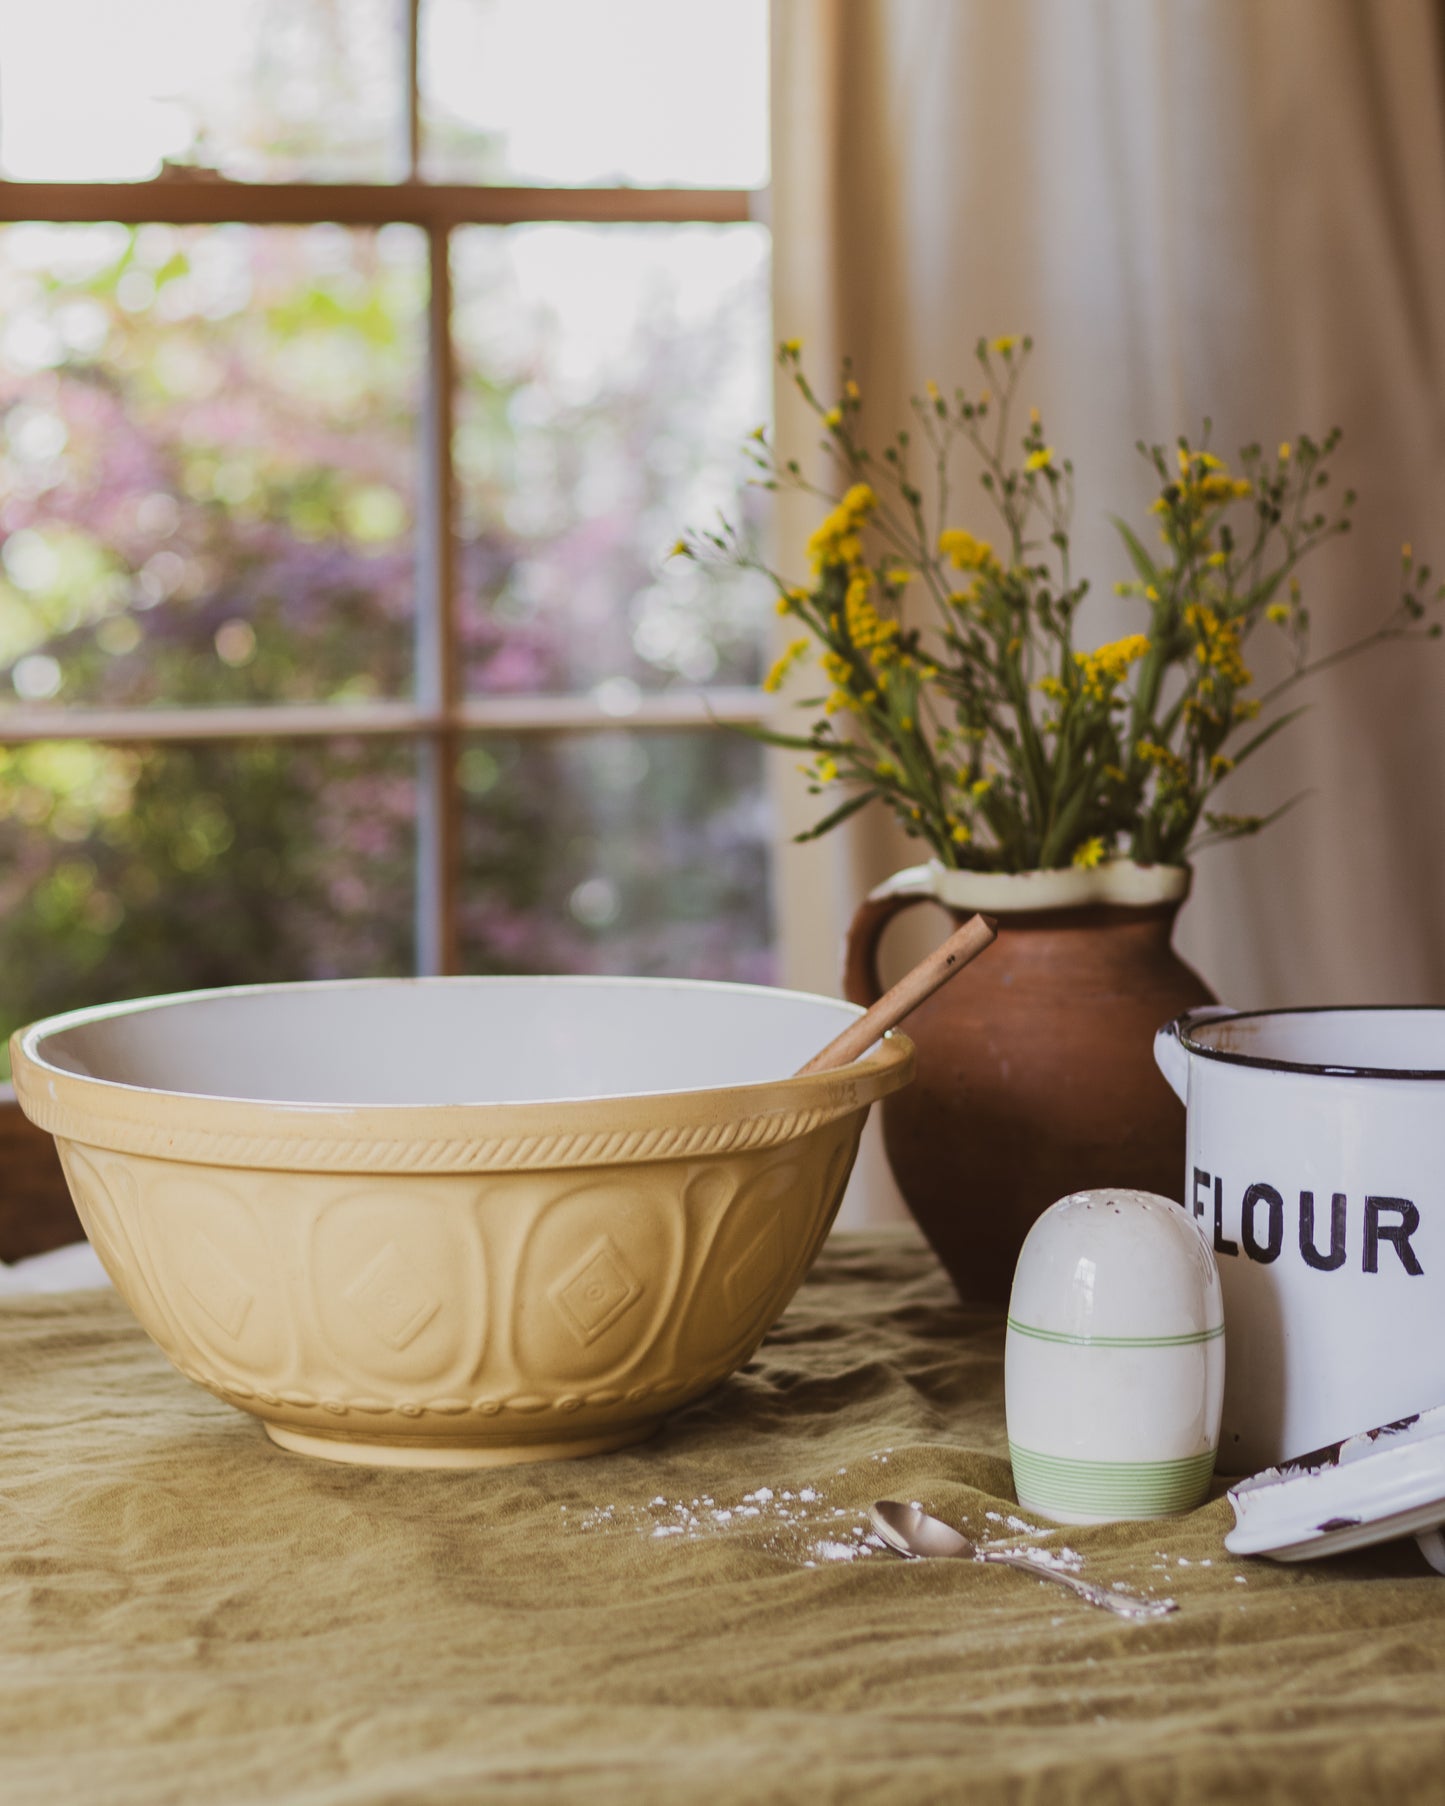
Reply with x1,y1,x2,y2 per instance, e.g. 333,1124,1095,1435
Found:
1153,1005,1236,1104
843,866,944,1007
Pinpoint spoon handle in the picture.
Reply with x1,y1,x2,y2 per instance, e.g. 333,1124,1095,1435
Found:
794,914,996,1076
980,1550,1175,1619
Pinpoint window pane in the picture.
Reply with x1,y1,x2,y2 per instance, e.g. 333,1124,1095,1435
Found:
0,736,415,1076
0,0,402,183
453,224,771,699
422,0,769,188
457,730,773,981
0,223,423,710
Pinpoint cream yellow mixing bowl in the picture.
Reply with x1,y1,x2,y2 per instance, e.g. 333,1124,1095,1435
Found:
11,977,912,1468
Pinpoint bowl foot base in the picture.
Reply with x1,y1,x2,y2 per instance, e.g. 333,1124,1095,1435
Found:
262,1419,660,1469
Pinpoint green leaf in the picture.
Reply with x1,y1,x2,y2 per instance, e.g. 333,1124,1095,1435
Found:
793,788,877,841
1227,702,1311,767
1110,516,1161,587
1189,790,1310,853
715,717,829,753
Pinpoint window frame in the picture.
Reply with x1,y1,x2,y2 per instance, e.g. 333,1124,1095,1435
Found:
0,11,772,976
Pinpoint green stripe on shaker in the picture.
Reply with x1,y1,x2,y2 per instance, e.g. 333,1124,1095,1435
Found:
1006,1317,1224,1349
1009,1445,1216,1516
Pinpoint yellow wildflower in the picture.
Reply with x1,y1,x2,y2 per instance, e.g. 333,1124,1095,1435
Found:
806,483,876,571
1103,764,1127,785
1206,550,1227,568
844,378,860,401
806,515,860,571
1266,602,1290,625
969,775,993,798
1178,448,1221,476
1279,442,1291,462
781,338,802,356
1137,739,1190,785
669,538,689,559
990,336,1017,355
1144,585,1160,602
1196,473,1252,503
1036,675,1069,703
1073,633,1151,701
823,407,843,429
938,528,995,572
816,756,838,784
885,567,914,586
925,379,940,399
876,759,899,781
1210,754,1235,779
950,821,972,844
1024,447,1055,473
762,636,812,694
1403,542,1413,562
1183,603,1251,688
1072,836,1106,870
843,570,900,658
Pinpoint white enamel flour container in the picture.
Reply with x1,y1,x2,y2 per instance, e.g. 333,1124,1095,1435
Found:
1005,1190,1224,1524
1155,1006,1445,1474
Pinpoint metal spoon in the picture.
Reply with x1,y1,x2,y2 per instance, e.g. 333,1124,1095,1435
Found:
869,1500,1177,1621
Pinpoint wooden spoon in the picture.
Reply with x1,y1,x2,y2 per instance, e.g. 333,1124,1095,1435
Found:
794,913,997,1077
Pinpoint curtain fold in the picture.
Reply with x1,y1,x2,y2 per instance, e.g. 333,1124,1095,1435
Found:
771,0,1445,1028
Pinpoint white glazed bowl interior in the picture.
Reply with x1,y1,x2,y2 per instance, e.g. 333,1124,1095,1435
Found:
30,975,873,1106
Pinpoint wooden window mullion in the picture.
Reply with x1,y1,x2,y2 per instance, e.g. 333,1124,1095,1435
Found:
414,220,459,977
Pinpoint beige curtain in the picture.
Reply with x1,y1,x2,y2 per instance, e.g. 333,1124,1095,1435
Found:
771,0,1445,1024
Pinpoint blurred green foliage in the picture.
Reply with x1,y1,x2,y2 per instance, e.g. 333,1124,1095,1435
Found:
0,220,772,1073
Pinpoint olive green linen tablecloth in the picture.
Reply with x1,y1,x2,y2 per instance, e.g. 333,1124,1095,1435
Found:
2,1229,1444,1806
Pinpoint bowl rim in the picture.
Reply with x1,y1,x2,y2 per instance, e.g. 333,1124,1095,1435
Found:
11,975,915,1175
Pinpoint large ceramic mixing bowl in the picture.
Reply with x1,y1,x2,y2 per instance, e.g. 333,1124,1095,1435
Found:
12,977,910,1469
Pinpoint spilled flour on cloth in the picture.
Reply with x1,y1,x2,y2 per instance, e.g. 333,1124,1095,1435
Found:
563,1454,1177,1602
562,1453,1115,1576
563,1479,885,1566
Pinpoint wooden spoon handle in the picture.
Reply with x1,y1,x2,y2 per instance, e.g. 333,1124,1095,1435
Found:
794,913,997,1077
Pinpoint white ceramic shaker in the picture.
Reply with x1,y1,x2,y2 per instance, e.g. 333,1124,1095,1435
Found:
1005,1189,1225,1524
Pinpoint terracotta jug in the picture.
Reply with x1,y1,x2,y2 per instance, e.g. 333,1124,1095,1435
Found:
844,861,1214,1306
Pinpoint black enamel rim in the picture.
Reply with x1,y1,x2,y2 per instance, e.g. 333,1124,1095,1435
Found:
1173,1004,1445,1081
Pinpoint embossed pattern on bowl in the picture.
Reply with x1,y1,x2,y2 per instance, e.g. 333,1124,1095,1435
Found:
12,977,912,1467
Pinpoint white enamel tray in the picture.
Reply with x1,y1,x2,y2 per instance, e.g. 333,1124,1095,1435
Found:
1225,1405,1445,1569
